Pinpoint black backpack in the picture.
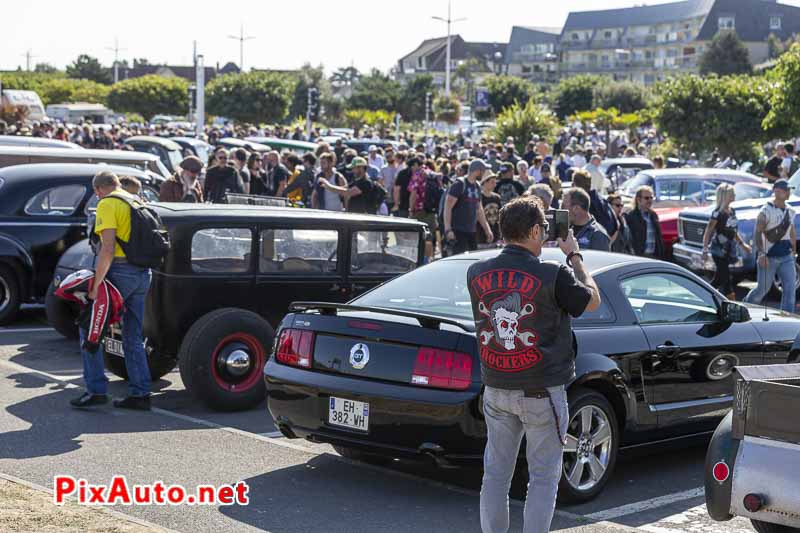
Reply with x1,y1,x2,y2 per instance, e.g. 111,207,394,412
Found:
366,181,387,214
423,175,444,213
106,193,170,268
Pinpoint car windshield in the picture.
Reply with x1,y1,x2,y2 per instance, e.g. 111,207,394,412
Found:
352,258,473,321
621,173,655,196
732,183,772,201
167,149,183,171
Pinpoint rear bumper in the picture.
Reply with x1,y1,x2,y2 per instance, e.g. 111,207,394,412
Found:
264,359,485,463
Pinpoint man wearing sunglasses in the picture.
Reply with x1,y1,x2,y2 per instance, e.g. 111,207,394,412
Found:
204,148,244,204
625,185,665,259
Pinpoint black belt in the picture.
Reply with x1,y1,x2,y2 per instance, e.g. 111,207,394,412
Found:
524,388,566,445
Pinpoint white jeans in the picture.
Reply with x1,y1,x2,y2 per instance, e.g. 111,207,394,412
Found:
480,385,568,533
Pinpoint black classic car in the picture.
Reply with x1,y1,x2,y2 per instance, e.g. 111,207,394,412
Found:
265,249,800,503
0,163,163,325
122,136,184,174
49,204,427,411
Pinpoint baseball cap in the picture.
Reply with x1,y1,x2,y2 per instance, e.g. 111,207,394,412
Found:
468,159,488,174
773,179,791,191
368,144,377,152
179,155,204,173
499,162,514,174
347,156,368,169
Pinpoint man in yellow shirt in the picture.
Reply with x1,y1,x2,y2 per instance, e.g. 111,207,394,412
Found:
71,170,152,411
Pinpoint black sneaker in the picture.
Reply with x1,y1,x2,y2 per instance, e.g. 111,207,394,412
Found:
113,395,151,411
70,392,109,408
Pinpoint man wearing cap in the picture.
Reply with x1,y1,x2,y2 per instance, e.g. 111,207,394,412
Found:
320,157,378,214
494,162,525,206
160,156,204,202
744,179,798,312
367,145,385,170
444,159,493,254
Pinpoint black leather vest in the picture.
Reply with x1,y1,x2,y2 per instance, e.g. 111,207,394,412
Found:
467,245,575,391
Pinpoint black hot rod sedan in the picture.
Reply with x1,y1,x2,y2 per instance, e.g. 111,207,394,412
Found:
49,203,427,410
0,163,163,325
265,248,800,503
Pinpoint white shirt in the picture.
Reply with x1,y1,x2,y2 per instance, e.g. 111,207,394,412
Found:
572,154,587,168
584,163,606,193
368,154,385,170
760,202,796,255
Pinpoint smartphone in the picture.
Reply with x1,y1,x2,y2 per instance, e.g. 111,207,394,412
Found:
545,209,569,242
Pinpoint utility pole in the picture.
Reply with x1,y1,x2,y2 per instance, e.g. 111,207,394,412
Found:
196,55,205,138
432,0,466,97
105,37,126,83
21,50,36,71
228,24,255,72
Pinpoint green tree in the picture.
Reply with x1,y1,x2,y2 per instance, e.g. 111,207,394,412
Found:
288,63,331,120
349,69,401,111
593,81,651,114
493,99,558,153
552,75,601,118
66,54,112,84
330,66,361,88
398,74,435,121
34,63,59,74
699,31,752,76
764,42,800,133
38,78,110,106
433,94,461,124
206,71,296,124
342,109,395,131
483,75,535,115
655,74,780,159
107,75,188,120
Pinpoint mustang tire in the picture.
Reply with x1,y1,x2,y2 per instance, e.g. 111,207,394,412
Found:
0,264,21,326
751,520,800,533
557,386,620,504
178,308,273,412
104,350,177,382
45,282,79,339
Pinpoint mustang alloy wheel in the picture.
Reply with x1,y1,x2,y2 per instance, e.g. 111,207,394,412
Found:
558,387,620,503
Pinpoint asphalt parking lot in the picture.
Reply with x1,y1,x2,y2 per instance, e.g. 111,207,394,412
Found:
0,308,758,533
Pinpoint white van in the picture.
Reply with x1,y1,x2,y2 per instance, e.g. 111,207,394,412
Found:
0,90,46,122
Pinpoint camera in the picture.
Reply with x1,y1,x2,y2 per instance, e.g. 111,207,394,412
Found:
545,209,569,242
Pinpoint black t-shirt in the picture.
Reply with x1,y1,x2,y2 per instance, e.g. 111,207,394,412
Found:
478,192,501,244
347,178,373,214
394,167,412,211
555,265,593,318
711,208,737,242
269,164,290,194
204,164,243,203
238,166,251,186
494,178,525,206
765,155,782,180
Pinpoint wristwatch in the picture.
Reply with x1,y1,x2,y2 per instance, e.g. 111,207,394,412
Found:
566,251,583,267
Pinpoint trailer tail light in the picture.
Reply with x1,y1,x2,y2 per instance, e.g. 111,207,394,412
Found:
712,461,730,483
411,348,472,390
743,493,765,513
276,329,314,368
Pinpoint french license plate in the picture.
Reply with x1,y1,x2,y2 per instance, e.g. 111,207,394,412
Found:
328,397,369,432
104,336,124,357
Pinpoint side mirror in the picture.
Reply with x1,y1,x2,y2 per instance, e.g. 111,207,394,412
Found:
720,301,750,323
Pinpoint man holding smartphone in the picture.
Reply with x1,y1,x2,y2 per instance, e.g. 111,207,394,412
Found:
467,196,601,533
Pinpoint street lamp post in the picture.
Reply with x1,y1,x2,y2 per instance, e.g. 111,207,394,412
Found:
432,0,466,97
228,24,255,72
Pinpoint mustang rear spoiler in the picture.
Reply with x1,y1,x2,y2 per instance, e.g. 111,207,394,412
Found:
289,301,475,333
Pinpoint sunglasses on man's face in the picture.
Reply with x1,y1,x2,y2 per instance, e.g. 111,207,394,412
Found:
217,155,227,160
641,196,654,201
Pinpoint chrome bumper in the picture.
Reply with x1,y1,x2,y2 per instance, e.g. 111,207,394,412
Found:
672,242,744,272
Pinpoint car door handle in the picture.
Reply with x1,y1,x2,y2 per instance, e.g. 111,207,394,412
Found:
655,344,681,357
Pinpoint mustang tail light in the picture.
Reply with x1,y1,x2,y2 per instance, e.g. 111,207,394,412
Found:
276,329,315,368
411,348,472,390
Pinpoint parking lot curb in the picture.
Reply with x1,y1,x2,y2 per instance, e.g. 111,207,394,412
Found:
0,471,181,533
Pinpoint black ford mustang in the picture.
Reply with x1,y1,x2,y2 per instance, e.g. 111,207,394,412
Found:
264,249,800,503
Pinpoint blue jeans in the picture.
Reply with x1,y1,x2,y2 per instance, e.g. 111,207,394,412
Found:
80,263,152,396
744,254,797,313
480,386,568,533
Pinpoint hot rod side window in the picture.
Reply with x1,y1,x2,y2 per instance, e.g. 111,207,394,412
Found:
350,230,420,275
191,228,252,273
24,184,87,216
259,229,338,274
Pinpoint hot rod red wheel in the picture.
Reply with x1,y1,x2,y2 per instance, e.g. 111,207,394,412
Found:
210,332,266,393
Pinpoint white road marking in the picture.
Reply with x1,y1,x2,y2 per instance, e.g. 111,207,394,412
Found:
585,487,705,521
259,431,284,438
0,327,56,333
638,502,755,533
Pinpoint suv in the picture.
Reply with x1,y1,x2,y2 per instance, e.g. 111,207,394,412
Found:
49,204,427,411
0,163,163,325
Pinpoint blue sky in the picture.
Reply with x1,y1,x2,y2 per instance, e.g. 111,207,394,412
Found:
4,0,800,74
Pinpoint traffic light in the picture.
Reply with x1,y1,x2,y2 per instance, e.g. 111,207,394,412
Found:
307,87,320,121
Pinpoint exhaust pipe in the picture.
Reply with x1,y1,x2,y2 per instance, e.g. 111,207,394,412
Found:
418,442,456,468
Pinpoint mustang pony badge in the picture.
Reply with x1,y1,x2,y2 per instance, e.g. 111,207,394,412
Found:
349,343,370,370
471,269,543,372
